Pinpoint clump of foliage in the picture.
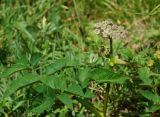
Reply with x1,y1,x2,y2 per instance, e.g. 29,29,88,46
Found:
0,0,160,117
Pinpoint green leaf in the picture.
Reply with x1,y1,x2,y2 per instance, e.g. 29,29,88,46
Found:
15,22,37,53
46,59,78,75
33,85,56,97
139,90,160,103
4,73,40,97
0,56,30,78
0,64,29,78
88,68,128,84
12,101,25,111
148,105,160,112
57,93,73,109
30,53,42,66
138,67,152,85
34,85,47,94
78,68,90,88
15,22,35,42
31,97,54,114
46,59,66,75
66,84,84,97
84,90,95,98
40,75,67,91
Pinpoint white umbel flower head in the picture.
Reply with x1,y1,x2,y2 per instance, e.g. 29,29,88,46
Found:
94,19,128,39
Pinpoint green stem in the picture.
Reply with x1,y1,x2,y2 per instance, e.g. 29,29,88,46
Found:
103,37,113,117
109,37,113,57
103,83,110,117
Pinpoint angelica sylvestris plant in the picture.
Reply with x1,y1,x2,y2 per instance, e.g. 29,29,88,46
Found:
1,0,160,116
93,19,128,117
0,19,129,117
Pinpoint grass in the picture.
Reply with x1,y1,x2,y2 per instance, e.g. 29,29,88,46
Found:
0,0,160,116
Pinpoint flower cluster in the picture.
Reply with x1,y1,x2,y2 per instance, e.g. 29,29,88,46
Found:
108,55,128,66
154,50,160,59
94,19,128,39
146,59,154,67
146,50,160,67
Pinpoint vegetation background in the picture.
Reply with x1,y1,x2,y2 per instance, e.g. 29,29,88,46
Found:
0,0,160,117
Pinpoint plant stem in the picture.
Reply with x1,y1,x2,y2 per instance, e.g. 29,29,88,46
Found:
103,37,113,117
109,37,113,57
103,83,110,117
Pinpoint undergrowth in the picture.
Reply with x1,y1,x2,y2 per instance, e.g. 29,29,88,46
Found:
0,0,160,117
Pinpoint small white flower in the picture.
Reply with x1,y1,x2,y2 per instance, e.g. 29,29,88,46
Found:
94,29,100,34
112,24,118,30
94,22,101,28
94,19,127,39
